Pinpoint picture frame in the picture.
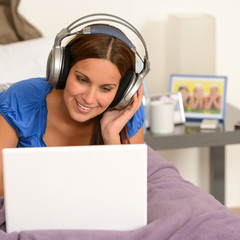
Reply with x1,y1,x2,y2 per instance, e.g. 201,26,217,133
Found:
169,74,227,121
149,92,186,125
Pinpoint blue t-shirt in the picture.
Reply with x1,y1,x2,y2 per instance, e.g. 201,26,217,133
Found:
0,78,145,147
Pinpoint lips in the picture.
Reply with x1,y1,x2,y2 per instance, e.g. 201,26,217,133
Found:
75,99,93,113
77,102,91,110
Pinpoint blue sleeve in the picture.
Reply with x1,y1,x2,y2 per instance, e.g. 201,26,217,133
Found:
0,78,50,139
0,83,24,136
126,103,145,138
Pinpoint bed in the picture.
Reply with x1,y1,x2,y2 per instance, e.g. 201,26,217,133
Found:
1,5,240,239
0,144,240,239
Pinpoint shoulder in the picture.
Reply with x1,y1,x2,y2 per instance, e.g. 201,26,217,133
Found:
0,78,52,107
0,78,52,136
126,103,145,138
7,78,51,98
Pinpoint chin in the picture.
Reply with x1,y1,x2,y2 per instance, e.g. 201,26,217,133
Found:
71,110,105,123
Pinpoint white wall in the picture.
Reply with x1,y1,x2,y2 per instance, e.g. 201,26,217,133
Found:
19,0,240,207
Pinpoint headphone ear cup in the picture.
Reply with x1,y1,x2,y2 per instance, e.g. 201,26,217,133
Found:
55,46,71,89
46,47,60,87
109,69,134,108
46,50,52,83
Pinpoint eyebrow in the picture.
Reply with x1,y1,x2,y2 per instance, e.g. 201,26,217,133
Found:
76,71,89,80
75,71,118,87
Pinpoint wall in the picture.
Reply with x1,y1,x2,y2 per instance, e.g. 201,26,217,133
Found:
19,0,240,207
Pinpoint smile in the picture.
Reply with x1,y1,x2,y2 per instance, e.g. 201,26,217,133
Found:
77,102,91,110
75,99,93,112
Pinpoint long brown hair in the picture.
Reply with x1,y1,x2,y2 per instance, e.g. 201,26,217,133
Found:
66,26,135,144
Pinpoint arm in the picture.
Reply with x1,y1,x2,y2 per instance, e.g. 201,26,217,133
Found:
0,114,18,196
204,95,222,110
129,126,144,144
212,95,222,110
190,95,204,110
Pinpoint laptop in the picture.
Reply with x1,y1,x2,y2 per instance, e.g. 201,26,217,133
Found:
2,144,147,233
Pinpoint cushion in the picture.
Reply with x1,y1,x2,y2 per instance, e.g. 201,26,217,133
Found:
0,37,54,84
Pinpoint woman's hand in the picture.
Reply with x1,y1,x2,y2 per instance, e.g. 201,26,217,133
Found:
100,84,144,145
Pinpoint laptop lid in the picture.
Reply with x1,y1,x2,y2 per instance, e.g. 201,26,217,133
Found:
2,144,147,233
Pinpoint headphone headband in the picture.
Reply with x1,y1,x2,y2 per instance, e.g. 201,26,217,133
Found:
47,13,150,109
53,13,150,78
83,25,134,49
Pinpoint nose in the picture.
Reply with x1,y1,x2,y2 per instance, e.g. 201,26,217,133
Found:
82,86,96,105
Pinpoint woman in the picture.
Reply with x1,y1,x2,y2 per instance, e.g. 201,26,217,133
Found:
204,85,222,111
178,85,191,110
190,83,204,110
0,23,147,196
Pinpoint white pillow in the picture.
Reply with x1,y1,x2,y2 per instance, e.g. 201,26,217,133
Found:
0,37,54,84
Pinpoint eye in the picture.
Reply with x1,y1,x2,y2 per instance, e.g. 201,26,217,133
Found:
101,86,111,92
77,76,87,83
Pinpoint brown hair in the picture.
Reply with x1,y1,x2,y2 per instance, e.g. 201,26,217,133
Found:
66,26,135,145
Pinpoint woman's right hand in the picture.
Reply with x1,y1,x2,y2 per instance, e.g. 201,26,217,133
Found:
100,84,144,145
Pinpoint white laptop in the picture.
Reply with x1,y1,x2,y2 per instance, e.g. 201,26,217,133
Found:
2,144,147,233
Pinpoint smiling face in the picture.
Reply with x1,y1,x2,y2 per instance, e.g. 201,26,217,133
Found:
63,58,121,123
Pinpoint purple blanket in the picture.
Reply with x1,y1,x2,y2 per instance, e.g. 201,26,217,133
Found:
1,146,240,239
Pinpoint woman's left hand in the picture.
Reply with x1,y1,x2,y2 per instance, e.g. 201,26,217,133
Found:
100,84,144,144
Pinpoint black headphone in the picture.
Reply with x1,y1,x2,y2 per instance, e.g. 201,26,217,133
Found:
46,13,150,109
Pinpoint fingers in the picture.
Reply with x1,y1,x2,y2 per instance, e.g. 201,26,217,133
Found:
124,84,143,116
137,83,144,97
133,84,144,108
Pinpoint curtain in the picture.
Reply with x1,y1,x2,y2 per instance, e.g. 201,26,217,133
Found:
0,0,42,44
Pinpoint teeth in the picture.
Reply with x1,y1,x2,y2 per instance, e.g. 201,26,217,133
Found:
77,102,91,110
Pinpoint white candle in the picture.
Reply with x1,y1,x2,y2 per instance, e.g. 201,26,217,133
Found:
150,101,174,134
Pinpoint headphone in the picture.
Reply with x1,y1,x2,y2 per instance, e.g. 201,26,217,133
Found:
46,13,150,109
